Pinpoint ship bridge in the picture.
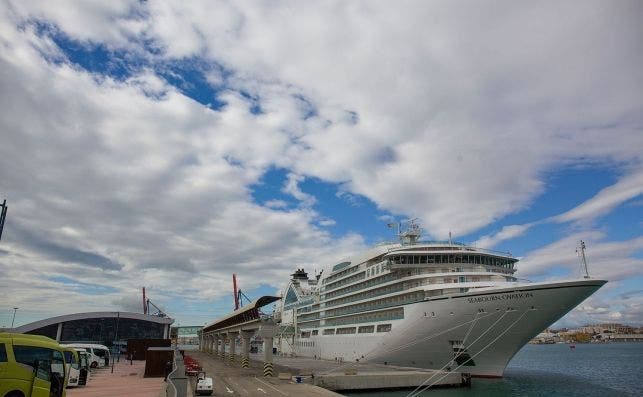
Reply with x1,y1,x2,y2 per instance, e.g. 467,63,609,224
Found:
200,296,280,371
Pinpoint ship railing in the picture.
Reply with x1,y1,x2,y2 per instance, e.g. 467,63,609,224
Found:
324,294,423,319
324,284,405,308
325,309,405,327
322,273,396,299
386,241,512,257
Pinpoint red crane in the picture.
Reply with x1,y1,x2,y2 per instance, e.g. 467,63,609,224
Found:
233,274,240,310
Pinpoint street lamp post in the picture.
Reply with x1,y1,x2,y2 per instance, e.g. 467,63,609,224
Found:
11,307,18,329
112,312,120,373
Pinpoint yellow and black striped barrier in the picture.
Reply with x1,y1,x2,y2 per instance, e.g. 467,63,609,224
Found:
229,353,235,362
241,357,249,368
263,362,274,377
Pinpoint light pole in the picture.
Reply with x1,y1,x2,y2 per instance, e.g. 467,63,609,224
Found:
11,307,18,328
112,312,120,373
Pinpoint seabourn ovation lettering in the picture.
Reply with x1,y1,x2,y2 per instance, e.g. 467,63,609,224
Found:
467,292,534,303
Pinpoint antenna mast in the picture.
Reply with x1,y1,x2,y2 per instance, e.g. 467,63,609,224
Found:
576,240,590,279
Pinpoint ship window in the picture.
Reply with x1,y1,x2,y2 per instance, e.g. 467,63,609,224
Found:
337,327,356,334
376,324,392,332
323,329,335,335
285,286,298,305
358,326,374,333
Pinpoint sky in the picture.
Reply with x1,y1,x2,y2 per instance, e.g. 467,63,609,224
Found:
0,0,641,330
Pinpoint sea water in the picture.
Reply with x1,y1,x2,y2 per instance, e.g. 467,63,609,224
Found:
342,342,642,397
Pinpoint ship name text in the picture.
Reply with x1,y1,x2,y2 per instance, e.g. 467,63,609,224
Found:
467,292,534,303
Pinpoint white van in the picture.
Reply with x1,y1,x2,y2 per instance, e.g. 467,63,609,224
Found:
62,347,81,387
61,343,111,368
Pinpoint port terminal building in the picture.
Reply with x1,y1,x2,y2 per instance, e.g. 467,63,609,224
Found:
170,325,203,350
12,311,173,347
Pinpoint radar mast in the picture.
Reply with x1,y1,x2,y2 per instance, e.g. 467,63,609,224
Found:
399,218,421,245
576,240,591,279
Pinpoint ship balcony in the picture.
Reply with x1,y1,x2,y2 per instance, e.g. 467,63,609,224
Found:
324,307,405,327
323,291,425,318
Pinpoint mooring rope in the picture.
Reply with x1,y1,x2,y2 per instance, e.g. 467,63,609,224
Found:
406,308,530,397
405,309,508,396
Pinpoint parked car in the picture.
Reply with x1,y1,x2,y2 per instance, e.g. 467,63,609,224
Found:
195,371,213,395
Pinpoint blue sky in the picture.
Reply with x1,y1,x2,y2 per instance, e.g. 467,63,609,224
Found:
0,1,641,330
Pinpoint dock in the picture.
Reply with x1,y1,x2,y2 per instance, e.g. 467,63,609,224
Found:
247,352,469,391
189,350,468,394
188,351,342,396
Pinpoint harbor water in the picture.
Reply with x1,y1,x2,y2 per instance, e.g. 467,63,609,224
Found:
342,342,642,397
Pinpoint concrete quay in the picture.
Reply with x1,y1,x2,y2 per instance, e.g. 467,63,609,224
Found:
189,351,342,396
247,353,469,391
314,369,466,391
194,349,468,393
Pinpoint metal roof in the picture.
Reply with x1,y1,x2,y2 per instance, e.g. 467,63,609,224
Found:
203,296,280,333
13,311,174,334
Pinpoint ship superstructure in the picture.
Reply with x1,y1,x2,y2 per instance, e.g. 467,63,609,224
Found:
274,221,606,377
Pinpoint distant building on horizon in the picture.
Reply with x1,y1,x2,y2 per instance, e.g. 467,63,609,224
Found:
576,323,637,334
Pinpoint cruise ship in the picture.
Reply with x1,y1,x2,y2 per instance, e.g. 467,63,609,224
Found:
273,222,606,377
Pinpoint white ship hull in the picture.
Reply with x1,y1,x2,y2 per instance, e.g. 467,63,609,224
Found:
278,279,605,377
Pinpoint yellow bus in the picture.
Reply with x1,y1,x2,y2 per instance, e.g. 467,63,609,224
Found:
0,332,67,397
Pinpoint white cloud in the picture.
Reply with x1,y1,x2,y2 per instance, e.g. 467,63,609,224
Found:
263,199,288,209
6,0,146,49
282,173,316,208
6,1,643,240
1,1,642,325
518,232,643,281
0,10,365,322
472,168,643,248
318,219,336,227
555,283,643,327
553,170,643,224
475,223,536,249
